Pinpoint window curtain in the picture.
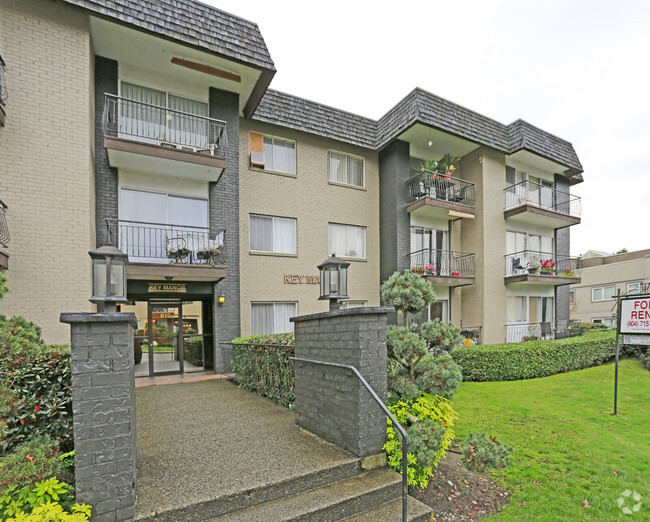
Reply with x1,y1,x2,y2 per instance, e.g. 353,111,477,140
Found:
329,152,346,183
119,189,167,259
120,82,165,142
328,224,347,256
273,139,296,174
274,303,297,334
251,303,274,335
263,136,275,170
168,94,209,148
347,156,364,186
348,226,366,258
250,216,273,251
273,217,296,254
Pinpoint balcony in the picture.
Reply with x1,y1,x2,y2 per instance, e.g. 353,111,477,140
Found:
0,200,8,269
408,249,476,286
104,219,226,282
504,181,581,228
102,94,228,181
505,321,573,343
406,172,475,221
504,251,580,286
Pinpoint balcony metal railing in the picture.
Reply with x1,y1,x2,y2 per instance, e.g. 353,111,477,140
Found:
0,200,8,249
504,181,581,217
104,219,225,266
505,320,573,343
102,94,228,155
408,249,476,278
504,250,579,277
407,171,476,207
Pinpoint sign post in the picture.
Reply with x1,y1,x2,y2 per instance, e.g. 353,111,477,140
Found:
615,293,650,414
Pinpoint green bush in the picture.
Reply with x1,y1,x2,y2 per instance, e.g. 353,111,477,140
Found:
459,432,512,472
452,331,617,382
419,319,463,355
232,333,295,407
0,438,66,495
380,270,436,322
0,315,47,369
1,344,73,453
0,476,90,521
384,394,457,488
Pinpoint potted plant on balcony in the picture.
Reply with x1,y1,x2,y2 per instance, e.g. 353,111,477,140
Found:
528,257,540,274
436,153,460,180
540,258,556,275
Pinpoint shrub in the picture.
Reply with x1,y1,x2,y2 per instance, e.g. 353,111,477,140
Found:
0,438,66,495
419,319,463,355
232,333,295,407
380,270,436,322
0,315,47,369
0,477,90,521
1,344,73,453
460,432,512,472
452,331,617,382
384,394,457,488
0,273,7,301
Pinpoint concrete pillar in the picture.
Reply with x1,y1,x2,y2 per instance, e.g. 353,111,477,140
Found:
291,307,392,457
60,312,138,522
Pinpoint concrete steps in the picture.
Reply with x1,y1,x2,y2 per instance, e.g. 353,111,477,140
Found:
342,497,434,521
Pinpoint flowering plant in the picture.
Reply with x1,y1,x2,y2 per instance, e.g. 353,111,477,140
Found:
540,258,555,271
411,264,437,277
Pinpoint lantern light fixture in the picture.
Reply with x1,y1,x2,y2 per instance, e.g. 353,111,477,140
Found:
318,254,350,311
88,245,128,313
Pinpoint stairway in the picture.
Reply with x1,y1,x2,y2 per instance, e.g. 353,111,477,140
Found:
139,456,432,521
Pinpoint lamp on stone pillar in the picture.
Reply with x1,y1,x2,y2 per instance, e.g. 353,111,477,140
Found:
318,254,350,312
89,246,128,313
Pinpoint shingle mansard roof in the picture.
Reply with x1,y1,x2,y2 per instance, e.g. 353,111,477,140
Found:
255,89,584,177
61,0,581,176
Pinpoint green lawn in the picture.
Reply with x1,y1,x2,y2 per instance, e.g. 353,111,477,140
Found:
453,360,649,520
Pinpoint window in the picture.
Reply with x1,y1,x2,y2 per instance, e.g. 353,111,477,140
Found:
249,215,297,254
328,223,366,259
592,286,615,302
627,282,641,295
569,291,575,303
262,135,296,174
339,300,367,310
593,318,613,328
329,151,365,187
251,302,297,335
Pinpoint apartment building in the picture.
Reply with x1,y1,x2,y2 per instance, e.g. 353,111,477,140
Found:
0,0,584,376
570,249,650,326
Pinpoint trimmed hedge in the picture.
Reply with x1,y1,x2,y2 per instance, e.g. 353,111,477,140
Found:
451,331,617,381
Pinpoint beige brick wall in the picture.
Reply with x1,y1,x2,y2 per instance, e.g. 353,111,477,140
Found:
239,120,380,337
0,0,93,343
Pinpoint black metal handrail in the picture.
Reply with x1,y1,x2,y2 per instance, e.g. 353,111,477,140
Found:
291,357,408,522
504,250,579,277
102,93,227,154
407,171,476,207
408,249,476,278
104,218,225,266
0,199,8,248
504,180,581,216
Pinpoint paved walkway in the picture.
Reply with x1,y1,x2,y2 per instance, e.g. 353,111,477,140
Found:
134,379,355,519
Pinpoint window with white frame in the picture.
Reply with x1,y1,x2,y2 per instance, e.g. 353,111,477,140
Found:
328,223,366,259
249,215,297,254
592,318,613,327
592,286,615,302
329,151,365,187
251,302,297,335
627,282,641,295
339,300,367,310
263,135,296,174
569,291,575,303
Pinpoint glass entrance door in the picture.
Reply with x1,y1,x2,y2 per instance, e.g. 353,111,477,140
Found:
127,298,212,377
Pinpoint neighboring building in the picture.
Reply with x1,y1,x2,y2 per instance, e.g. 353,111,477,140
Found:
0,0,584,377
570,249,650,326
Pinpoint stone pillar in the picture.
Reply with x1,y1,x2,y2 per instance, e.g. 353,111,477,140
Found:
60,312,138,522
291,307,392,457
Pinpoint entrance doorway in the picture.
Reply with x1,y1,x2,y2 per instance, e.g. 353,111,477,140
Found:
124,299,213,377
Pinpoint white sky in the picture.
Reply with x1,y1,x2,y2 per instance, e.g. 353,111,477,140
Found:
207,0,650,257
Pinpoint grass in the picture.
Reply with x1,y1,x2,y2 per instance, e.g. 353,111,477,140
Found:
452,359,649,520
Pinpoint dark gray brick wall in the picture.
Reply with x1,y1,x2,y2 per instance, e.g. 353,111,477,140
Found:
209,88,240,372
555,174,571,323
60,313,137,522
94,56,118,247
292,308,390,457
379,140,411,285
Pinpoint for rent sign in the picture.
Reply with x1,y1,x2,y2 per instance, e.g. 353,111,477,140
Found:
619,297,650,334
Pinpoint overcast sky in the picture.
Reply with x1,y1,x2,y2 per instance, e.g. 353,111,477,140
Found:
207,0,650,257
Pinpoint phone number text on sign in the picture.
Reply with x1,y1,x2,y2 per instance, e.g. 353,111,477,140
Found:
620,298,650,334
